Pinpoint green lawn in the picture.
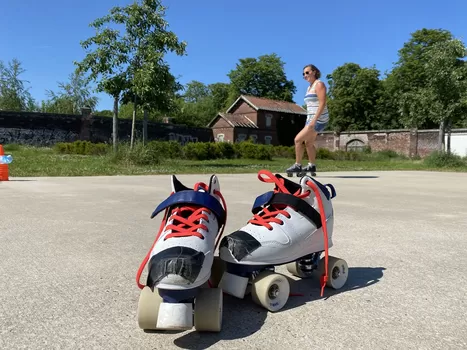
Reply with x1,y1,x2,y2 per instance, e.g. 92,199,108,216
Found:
4,144,467,177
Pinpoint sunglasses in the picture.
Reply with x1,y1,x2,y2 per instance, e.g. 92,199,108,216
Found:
303,71,312,76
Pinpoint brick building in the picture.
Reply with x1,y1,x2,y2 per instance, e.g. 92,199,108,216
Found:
207,95,307,146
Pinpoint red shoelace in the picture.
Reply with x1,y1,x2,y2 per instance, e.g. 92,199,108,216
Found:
248,170,330,297
136,182,227,290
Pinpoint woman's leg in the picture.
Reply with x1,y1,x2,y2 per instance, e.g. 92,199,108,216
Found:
304,131,318,164
294,126,315,164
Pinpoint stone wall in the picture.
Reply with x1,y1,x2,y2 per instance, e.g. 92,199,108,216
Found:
317,128,467,157
0,109,214,146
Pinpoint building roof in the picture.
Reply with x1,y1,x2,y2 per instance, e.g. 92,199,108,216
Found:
207,112,259,128
226,95,307,115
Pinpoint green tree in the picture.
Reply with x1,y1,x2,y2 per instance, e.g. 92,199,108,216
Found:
44,70,99,114
422,38,467,151
226,53,296,107
0,58,36,111
208,82,230,111
387,28,454,129
75,0,185,151
326,63,386,131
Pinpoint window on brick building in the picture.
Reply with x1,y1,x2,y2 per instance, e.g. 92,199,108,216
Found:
265,114,272,128
265,135,272,145
237,133,247,142
216,134,224,142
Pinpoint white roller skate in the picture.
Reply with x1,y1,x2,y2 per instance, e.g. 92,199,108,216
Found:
136,174,227,332
218,169,348,312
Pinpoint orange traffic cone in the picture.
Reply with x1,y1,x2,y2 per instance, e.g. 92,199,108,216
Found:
0,144,9,181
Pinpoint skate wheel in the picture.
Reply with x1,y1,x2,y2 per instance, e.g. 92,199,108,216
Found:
194,288,223,332
318,256,348,289
137,286,163,330
286,261,314,279
250,271,290,312
209,256,226,288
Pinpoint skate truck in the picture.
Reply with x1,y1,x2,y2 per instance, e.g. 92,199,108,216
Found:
215,169,348,312
135,174,227,332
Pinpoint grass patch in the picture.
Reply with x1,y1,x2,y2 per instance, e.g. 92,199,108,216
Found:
3,142,467,177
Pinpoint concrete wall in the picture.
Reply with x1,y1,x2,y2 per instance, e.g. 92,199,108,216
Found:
317,128,467,157
0,109,214,146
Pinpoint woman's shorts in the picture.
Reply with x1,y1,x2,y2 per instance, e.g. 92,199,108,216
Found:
306,116,328,132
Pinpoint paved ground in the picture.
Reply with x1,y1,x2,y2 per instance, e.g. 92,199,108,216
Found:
1,170,466,350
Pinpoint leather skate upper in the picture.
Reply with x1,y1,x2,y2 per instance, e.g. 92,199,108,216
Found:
219,170,334,265
143,175,227,289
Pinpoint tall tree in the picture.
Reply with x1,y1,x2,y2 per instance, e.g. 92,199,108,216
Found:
326,63,386,131
226,53,296,106
44,70,99,114
386,28,454,129
0,58,36,111
75,0,186,151
422,38,467,151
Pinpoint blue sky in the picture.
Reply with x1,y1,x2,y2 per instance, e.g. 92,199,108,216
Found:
1,0,466,111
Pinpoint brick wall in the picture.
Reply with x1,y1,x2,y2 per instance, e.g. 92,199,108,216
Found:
0,109,214,146
317,128,467,157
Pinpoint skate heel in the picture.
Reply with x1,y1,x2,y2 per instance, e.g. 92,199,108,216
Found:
157,303,193,330
218,272,249,299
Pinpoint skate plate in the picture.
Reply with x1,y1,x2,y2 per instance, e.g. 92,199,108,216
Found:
218,251,348,312
286,171,316,177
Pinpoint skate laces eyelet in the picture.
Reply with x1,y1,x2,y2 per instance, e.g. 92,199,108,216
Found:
248,170,309,230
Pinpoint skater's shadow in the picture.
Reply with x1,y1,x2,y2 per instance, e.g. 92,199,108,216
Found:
282,266,386,311
173,267,385,349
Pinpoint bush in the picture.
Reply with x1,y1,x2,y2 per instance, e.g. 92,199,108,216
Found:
54,140,109,155
233,141,273,160
272,145,295,159
372,149,404,160
110,142,160,166
146,140,182,159
183,142,217,160
316,147,334,160
215,142,236,159
423,150,466,168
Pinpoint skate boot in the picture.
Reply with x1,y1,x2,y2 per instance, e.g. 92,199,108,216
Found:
286,163,303,177
302,163,317,176
218,169,348,312
136,174,227,332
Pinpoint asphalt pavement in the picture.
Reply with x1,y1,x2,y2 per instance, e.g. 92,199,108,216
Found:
1,170,466,350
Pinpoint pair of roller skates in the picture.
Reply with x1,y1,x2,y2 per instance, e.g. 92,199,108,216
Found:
286,163,317,177
135,169,348,333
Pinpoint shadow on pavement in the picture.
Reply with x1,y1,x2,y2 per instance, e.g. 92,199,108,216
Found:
282,266,386,311
172,266,385,349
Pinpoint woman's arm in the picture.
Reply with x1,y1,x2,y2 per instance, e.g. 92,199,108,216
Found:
309,82,327,127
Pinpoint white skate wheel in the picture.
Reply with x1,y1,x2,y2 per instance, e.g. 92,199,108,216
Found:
286,261,314,278
137,286,163,330
156,302,193,330
218,272,249,299
250,271,290,312
194,288,223,332
318,256,348,289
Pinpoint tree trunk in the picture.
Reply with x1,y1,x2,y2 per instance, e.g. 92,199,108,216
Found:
113,96,119,153
143,108,148,145
437,118,445,152
446,118,452,154
130,95,137,149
